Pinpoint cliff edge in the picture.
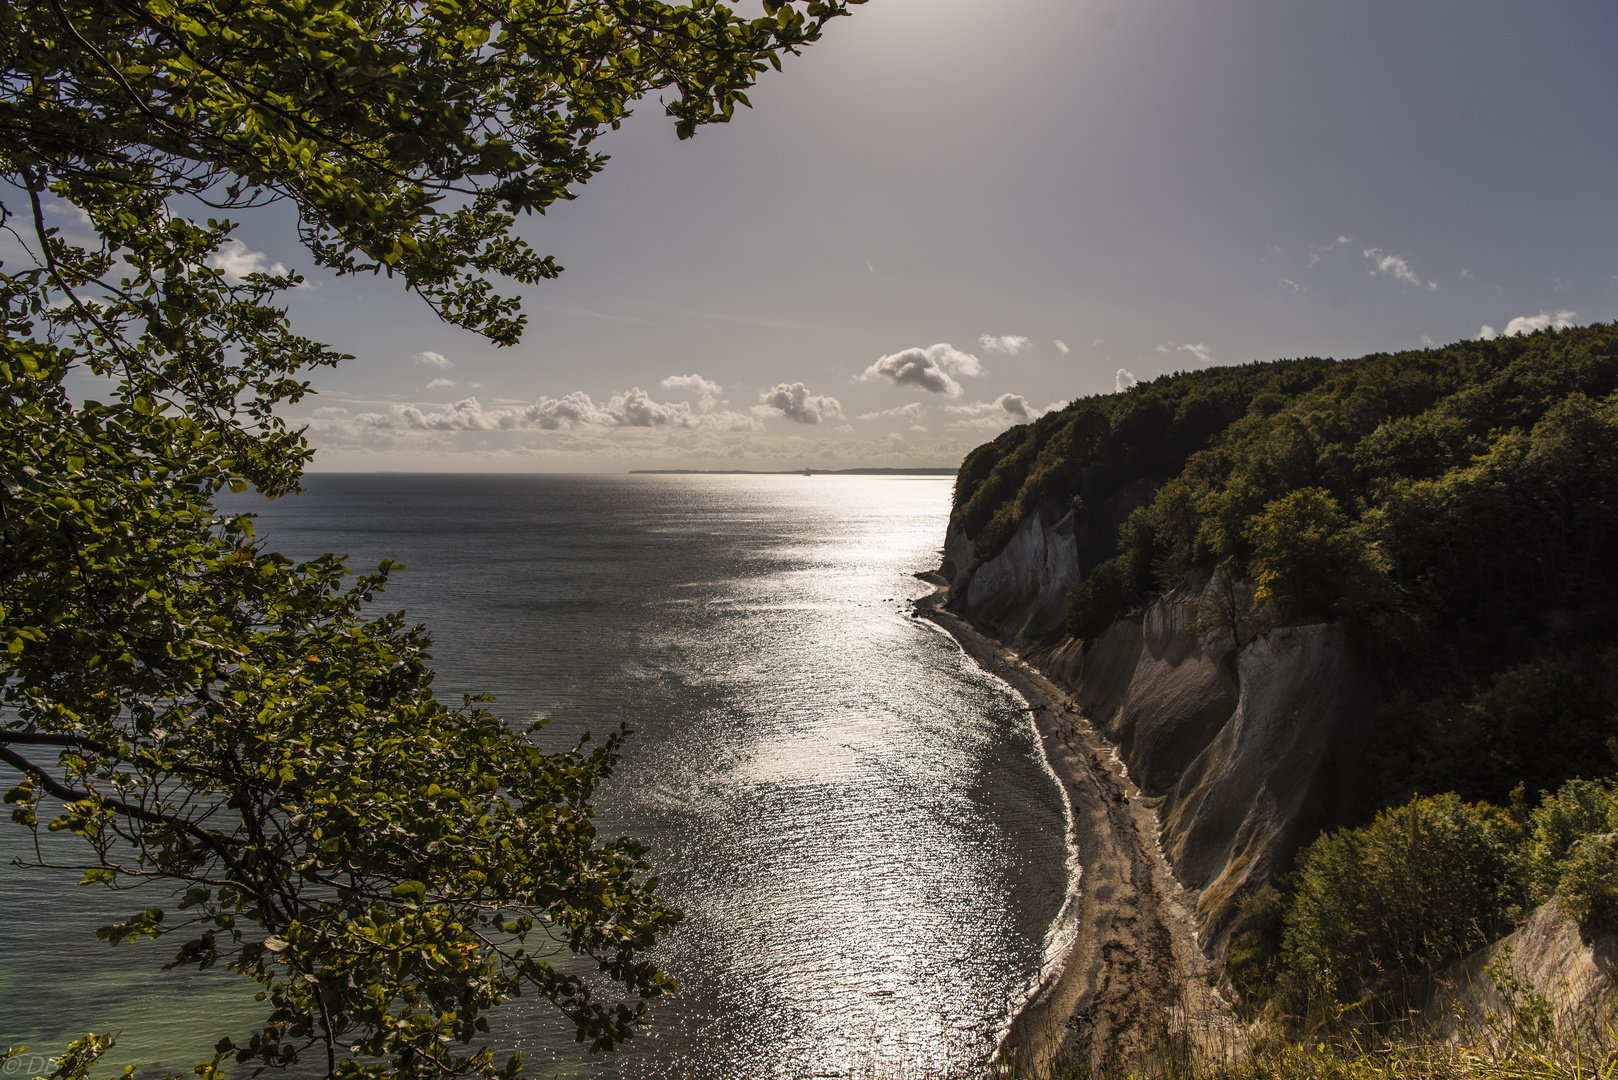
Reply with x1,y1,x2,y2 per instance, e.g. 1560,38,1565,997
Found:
947,535,1377,950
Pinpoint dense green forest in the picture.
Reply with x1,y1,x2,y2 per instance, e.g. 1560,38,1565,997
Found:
950,324,1618,1014
953,323,1618,807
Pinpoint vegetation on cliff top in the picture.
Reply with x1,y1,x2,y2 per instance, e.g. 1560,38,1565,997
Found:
951,324,1618,1018
952,324,1618,807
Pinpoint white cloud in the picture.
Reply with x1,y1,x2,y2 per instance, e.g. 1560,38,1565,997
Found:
757,382,844,425
856,401,928,423
1116,368,1138,392
1156,343,1213,365
944,393,1060,431
859,343,984,397
356,389,763,434
1364,248,1438,290
1054,340,1070,355
1459,268,1474,281
311,406,349,419
1281,278,1306,294
978,334,1032,355
426,378,456,390
1419,335,1435,348
1307,235,1353,267
1503,309,1577,336
661,373,722,397
413,351,452,369
207,239,287,281
305,417,976,470
1089,338,1106,349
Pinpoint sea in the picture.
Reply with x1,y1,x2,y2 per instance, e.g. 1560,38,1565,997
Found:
0,473,1073,1080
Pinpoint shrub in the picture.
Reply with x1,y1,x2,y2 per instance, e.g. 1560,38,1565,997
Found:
1554,834,1618,924
1278,794,1524,1007
1524,777,1618,923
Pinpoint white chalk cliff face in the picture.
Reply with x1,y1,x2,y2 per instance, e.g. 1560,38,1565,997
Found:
948,512,1376,948
1043,584,1375,944
951,510,1080,641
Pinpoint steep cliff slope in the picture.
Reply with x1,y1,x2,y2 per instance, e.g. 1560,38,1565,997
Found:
1029,577,1377,945
945,323,1618,957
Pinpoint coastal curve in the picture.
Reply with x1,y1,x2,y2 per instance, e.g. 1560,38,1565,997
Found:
913,574,1241,1073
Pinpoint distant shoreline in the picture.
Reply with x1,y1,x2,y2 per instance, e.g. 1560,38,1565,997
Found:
628,467,958,476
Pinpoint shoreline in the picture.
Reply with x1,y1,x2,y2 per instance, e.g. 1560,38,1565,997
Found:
911,574,1239,1072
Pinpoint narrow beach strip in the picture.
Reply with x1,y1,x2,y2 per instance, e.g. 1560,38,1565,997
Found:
912,574,1239,1073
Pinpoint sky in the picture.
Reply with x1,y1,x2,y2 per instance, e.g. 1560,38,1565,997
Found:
135,0,1618,471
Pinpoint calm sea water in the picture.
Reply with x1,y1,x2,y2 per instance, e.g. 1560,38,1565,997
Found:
1,474,1071,1079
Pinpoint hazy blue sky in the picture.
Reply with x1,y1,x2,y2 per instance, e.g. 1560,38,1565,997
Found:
230,0,1618,470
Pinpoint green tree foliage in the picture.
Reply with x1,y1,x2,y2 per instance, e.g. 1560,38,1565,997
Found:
1523,777,1618,923
1374,651,1618,807
1277,794,1524,1008
961,325,1618,803
2,2,860,1076
1246,778,1618,1015
952,358,1335,571
2,0,857,346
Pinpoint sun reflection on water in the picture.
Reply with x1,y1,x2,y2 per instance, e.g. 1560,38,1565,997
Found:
2,474,1073,1080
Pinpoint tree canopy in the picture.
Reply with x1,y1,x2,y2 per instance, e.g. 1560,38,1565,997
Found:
1,2,860,1077
951,325,1618,806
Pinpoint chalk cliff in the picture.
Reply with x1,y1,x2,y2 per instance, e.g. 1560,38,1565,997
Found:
945,508,1079,641
947,515,1377,950
1427,896,1618,1036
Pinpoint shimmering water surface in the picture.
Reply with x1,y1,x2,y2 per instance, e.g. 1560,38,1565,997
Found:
2,474,1070,1079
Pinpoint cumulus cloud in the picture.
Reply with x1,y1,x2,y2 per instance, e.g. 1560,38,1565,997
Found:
757,383,843,425
859,343,984,397
1054,340,1070,355
1497,310,1578,337
944,393,1063,430
661,373,722,397
357,389,762,434
426,378,456,390
413,351,452,369
856,401,927,423
978,334,1032,355
1364,248,1438,290
207,239,287,281
1477,325,1498,340
1116,368,1138,392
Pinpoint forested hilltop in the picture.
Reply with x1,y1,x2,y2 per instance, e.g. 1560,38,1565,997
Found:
953,324,1618,808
